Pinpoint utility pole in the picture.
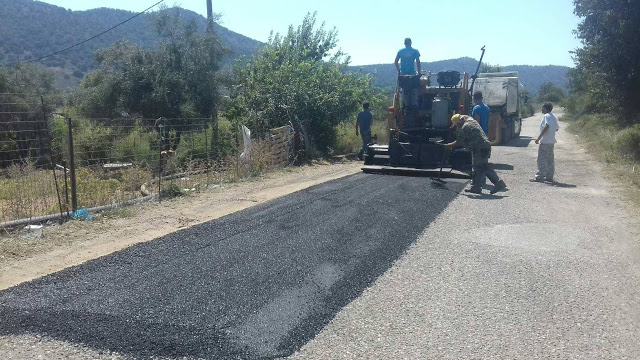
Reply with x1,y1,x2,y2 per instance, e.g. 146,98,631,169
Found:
206,0,213,34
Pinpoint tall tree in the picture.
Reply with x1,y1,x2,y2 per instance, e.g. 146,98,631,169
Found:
227,13,376,154
536,82,565,103
75,7,228,150
573,0,640,122
0,64,57,165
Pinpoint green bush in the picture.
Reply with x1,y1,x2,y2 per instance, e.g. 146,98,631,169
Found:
159,183,185,198
75,168,121,207
73,119,114,166
212,119,237,158
333,121,389,155
615,125,640,162
113,126,158,168
175,128,209,164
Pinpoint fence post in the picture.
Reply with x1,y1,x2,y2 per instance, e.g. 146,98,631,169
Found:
157,123,163,201
205,118,210,186
66,117,78,213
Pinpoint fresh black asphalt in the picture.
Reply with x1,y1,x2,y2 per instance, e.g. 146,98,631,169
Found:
0,173,466,359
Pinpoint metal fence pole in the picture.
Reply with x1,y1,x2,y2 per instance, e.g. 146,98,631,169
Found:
66,117,78,213
205,118,210,187
157,124,163,201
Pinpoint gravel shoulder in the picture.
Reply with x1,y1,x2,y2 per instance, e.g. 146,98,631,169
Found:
0,160,362,291
288,111,640,359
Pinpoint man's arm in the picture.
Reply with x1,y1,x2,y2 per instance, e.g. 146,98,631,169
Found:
472,106,480,121
445,140,458,149
415,57,421,75
355,118,359,136
535,124,549,144
394,56,400,73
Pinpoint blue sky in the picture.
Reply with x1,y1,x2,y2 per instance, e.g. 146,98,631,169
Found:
39,0,582,67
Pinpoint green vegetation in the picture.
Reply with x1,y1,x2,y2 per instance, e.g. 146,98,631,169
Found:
536,82,565,104
562,0,640,203
226,13,379,155
159,183,186,199
334,120,389,155
480,63,503,73
0,1,262,81
72,7,226,154
350,59,569,95
571,0,640,122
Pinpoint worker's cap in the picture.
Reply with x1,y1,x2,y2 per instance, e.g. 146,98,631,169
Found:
451,114,468,127
453,114,470,127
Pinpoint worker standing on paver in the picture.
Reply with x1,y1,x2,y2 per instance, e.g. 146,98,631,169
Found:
356,102,373,160
446,115,507,194
472,92,491,135
531,102,560,183
394,38,421,112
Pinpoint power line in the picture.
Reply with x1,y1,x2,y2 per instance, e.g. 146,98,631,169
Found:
27,0,165,64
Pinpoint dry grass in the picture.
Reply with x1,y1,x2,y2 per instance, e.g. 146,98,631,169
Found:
565,114,640,209
334,121,390,155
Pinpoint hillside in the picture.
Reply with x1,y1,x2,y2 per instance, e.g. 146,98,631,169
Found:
0,0,262,82
1,1,569,94
350,57,570,94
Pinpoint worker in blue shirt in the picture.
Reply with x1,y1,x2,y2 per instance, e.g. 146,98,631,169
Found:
395,38,421,113
472,91,491,135
395,38,421,75
356,102,373,160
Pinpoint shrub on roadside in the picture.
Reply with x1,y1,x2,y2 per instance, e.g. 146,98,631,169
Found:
333,121,389,155
74,168,121,207
615,125,640,162
113,126,158,168
73,119,114,166
159,183,185,198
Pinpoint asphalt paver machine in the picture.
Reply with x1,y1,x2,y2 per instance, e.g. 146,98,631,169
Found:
362,69,474,177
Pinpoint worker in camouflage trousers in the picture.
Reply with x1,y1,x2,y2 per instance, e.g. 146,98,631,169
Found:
446,115,507,194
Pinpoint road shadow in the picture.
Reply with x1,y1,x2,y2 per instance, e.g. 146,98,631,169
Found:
529,180,578,188
462,193,509,200
551,181,577,188
503,136,533,148
492,163,515,171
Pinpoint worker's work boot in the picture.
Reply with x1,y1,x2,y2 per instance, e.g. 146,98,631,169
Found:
490,180,507,194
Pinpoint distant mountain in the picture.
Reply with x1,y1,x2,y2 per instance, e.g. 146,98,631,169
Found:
0,0,263,84
0,1,569,94
350,57,570,95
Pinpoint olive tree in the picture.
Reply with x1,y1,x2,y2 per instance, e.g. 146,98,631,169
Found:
75,7,228,150
227,13,377,154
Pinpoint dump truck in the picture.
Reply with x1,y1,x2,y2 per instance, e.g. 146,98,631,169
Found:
472,72,525,144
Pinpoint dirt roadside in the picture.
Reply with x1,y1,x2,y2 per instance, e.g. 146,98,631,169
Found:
0,160,362,291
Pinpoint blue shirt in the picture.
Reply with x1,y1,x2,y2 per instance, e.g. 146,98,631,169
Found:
472,103,491,135
357,110,373,133
396,47,421,74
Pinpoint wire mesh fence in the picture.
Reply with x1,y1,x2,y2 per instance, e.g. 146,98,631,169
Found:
0,93,62,226
0,102,301,227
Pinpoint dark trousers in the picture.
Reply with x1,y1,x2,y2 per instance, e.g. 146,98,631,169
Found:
359,131,371,158
471,147,501,190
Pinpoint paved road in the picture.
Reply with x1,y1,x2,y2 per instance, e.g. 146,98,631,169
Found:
289,112,640,359
2,111,640,360
0,173,466,359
